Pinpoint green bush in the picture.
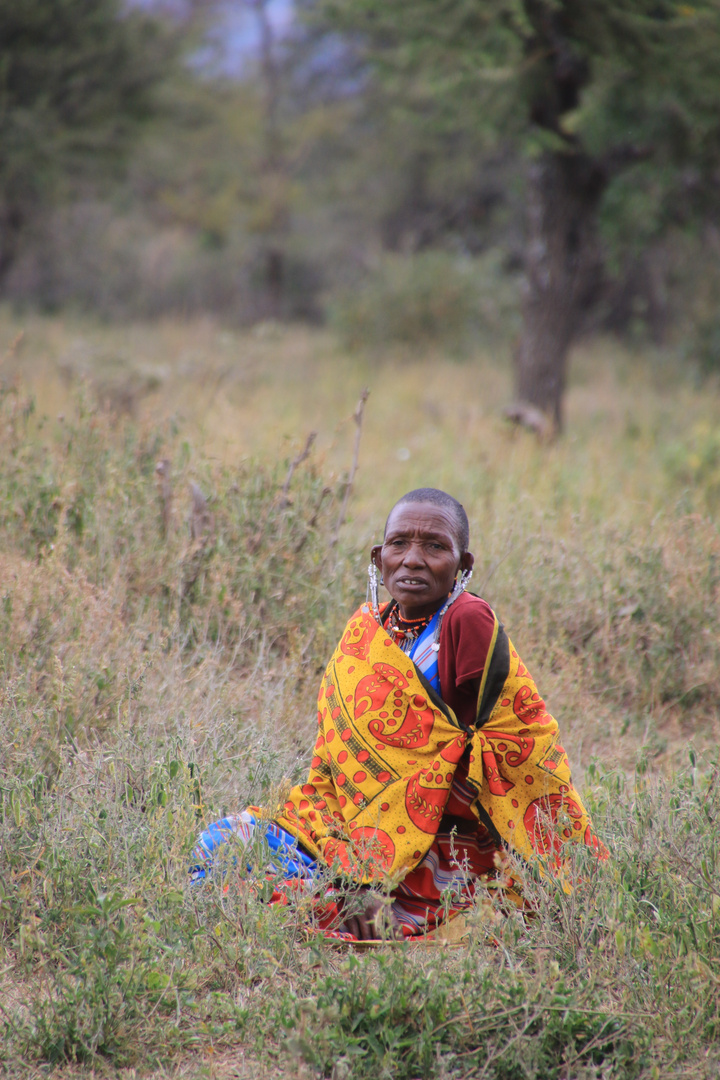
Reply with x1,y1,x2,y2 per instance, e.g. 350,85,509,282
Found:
329,251,519,353
285,950,644,1080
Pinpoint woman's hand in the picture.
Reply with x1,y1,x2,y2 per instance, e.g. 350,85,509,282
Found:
339,894,403,940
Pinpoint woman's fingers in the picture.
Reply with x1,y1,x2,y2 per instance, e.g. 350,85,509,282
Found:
339,913,373,939
338,914,368,939
339,896,403,941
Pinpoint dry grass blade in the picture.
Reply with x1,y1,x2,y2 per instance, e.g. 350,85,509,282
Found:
1,314,719,1079
330,387,369,547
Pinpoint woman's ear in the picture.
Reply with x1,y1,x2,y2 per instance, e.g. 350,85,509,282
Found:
370,544,383,571
460,551,475,574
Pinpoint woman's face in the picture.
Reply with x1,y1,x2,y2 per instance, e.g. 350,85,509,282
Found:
372,501,474,620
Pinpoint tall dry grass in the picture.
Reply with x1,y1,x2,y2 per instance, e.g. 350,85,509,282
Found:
1,312,719,1077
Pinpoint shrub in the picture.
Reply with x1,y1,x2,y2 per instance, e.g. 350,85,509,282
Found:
328,251,519,353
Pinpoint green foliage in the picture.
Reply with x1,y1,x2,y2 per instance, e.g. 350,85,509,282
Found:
286,950,642,1079
318,0,720,345
0,371,356,783
0,0,170,177
319,0,720,174
0,0,172,279
19,891,164,1064
2,0,720,345
664,422,720,508
329,251,519,353
3,740,719,1075
0,756,203,1065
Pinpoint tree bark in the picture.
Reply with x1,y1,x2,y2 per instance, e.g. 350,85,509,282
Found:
0,203,24,292
250,0,288,320
515,150,606,433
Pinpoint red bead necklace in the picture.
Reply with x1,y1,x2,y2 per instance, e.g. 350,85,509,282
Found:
386,606,433,641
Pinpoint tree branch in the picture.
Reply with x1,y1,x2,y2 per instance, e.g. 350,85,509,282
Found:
600,143,653,180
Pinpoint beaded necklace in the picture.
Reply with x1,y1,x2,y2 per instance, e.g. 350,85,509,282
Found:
385,606,434,644
370,568,473,653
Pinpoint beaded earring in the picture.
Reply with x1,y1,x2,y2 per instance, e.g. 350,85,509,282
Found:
430,567,473,651
366,560,381,622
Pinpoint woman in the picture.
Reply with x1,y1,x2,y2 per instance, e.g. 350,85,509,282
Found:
191,488,607,940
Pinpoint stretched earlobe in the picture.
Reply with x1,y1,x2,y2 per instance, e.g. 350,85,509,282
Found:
370,544,384,585
366,560,381,622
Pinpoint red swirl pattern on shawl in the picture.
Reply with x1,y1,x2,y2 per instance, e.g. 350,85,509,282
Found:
354,663,438,749
523,793,585,862
513,684,553,726
276,607,608,886
275,606,467,881
465,641,609,870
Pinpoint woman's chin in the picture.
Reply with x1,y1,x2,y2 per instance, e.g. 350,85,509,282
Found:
394,592,445,619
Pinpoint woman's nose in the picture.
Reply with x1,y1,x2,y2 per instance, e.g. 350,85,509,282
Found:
402,543,426,567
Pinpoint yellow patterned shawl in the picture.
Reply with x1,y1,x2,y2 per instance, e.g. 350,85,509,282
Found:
275,603,607,883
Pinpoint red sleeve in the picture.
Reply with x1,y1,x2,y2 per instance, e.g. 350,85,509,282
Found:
439,593,495,684
437,593,496,728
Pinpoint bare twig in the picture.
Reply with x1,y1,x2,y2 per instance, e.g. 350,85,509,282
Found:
601,142,653,180
330,389,369,547
308,486,332,529
280,430,317,507
189,481,213,541
294,485,332,554
155,458,172,540
180,534,211,603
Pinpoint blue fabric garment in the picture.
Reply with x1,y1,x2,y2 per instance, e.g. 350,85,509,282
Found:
190,812,317,882
191,606,446,886
408,609,442,693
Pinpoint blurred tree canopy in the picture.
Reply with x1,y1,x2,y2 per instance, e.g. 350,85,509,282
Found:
319,0,720,428
0,0,173,284
4,0,720,420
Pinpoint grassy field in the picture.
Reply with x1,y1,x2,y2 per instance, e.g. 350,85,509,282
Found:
1,310,719,1078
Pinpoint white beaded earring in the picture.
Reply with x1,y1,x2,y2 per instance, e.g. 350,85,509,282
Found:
366,560,381,622
430,568,473,651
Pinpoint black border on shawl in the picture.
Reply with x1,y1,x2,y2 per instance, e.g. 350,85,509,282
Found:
470,619,511,847
475,624,511,730
475,802,504,848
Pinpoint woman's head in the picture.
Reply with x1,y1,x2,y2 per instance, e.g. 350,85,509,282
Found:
385,489,470,552
372,489,474,619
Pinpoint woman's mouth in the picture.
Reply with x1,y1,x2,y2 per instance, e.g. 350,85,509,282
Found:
396,577,428,589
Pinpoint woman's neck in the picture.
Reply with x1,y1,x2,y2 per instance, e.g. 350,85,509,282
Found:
394,595,449,623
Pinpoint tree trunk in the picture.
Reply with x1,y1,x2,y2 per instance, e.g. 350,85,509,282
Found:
641,244,669,346
265,245,285,318
0,203,24,292
515,151,606,433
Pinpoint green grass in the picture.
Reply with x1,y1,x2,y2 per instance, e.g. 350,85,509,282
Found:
1,311,719,1077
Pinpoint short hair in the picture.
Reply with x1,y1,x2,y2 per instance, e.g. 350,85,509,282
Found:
385,488,470,553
